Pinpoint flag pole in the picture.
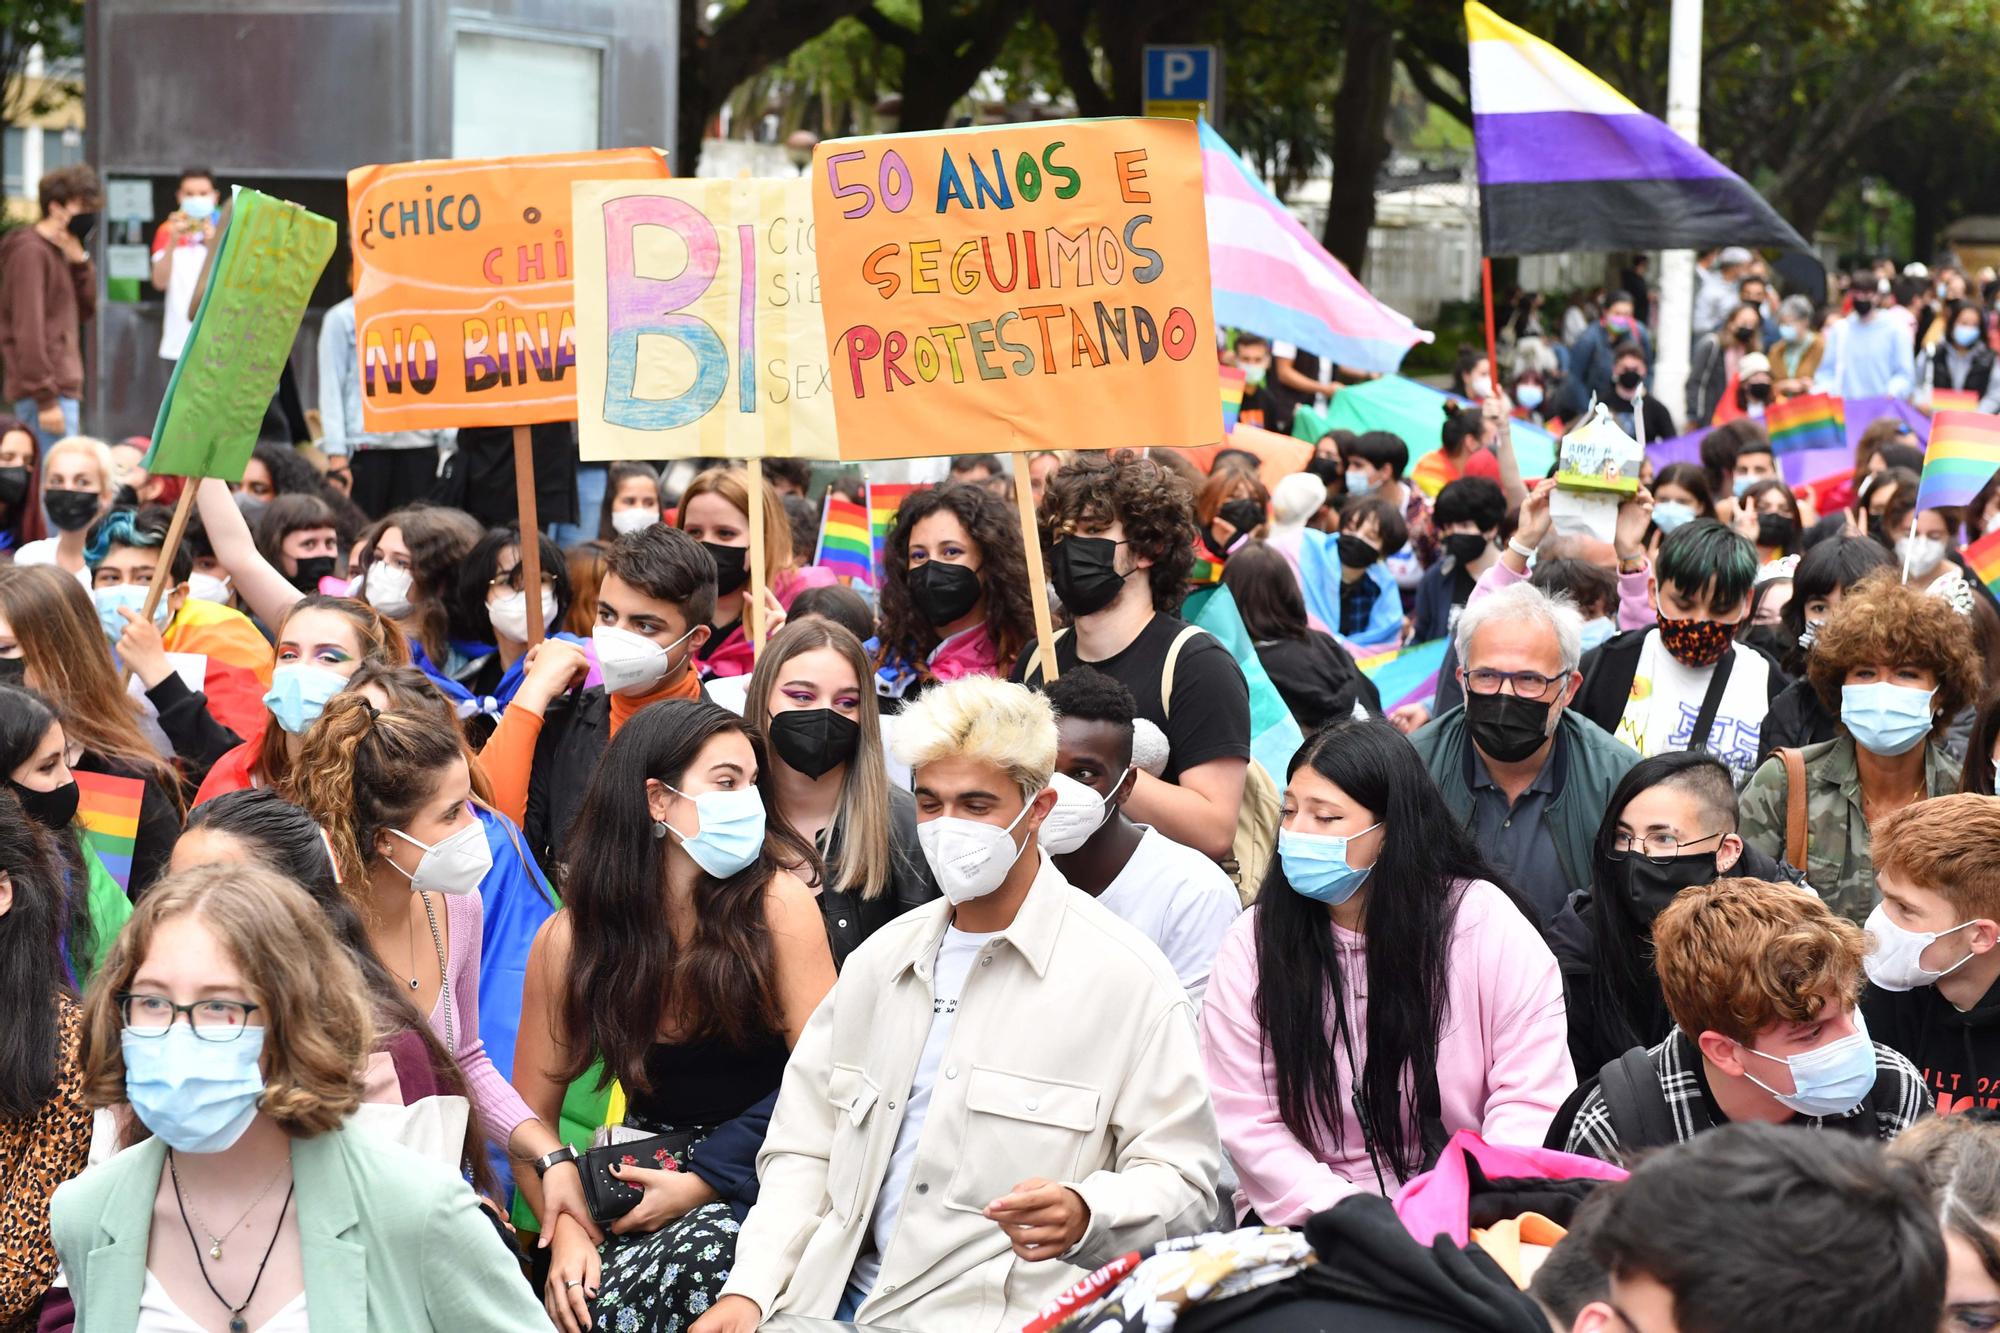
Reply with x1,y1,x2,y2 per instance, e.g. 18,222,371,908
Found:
1481,257,1500,403
1652,0,1706,431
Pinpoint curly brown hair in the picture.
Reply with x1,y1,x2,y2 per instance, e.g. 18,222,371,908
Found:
1653,876,1866,1044
1806,571,1983,740
875,482,1031,674
355,504,482,666
1039,450,1197,611
80,862,372,1136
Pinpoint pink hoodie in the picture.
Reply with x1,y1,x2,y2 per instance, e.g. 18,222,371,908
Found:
1198,879,1574,1224
1470,554,1657,631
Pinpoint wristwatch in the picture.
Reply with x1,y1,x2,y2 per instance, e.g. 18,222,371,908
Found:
533,1144,580,1178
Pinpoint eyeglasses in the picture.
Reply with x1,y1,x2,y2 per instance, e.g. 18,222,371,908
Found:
490,565,559,594
1461,667,1566,701
1611,830,1726,863
116,992,261,1041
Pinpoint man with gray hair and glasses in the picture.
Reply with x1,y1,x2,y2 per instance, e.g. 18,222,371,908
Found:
1407,581,1641,925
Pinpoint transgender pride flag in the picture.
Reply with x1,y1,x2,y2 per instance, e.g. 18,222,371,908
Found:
1466,2,1806,257
1199,121,1429,375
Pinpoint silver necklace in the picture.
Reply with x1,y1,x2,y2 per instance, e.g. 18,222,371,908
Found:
420,891,453,1054
168,1149,288,1261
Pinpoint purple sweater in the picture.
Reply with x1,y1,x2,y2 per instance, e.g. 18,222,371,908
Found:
431,890,536,1145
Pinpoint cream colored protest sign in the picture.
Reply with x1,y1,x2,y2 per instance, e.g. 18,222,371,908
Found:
811,117,1217,461
572,177,836,461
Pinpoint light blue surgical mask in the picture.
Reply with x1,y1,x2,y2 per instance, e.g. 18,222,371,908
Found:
1344,469,1373,497
1736,1009,1878,1119
1580,616,1616,652
1778,323,1802,345
1278,822,1380,906
262,663,349,735
1733,474,1756,498
661,784,766,879
1515,383,1544,411
1840,681,1937,757
1653,500,1697,533
121,1024,266,1154
1955,324,1982,349
92,583,171,641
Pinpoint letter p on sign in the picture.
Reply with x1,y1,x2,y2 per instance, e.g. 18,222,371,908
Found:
1142,46,1218,123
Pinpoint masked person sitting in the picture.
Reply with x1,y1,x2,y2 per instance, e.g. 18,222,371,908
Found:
1574,518,1780,785
1552,876,1930,1165
1332,495,1408,651
1015,451,1250,862
1739,571,1980,922
872,482,1033,708
1861,794,2000,1115
1409,582,1639,929
1757,536,1895,762
701,676,1220,1333
1038,667,1240,999
1411,477,1504,644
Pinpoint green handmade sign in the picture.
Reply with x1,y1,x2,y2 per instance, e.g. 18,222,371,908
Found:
144,188,336,479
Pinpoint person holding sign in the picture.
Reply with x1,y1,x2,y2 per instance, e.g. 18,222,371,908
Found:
1014,453,1250,861
873,483,1033,706
677,468,835,680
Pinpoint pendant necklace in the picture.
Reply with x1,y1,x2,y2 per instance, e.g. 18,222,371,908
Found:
167,1148,288,1260
169,1148,295,1333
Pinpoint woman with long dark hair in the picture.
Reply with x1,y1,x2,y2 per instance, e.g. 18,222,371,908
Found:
515,699,835,1333
1199,718,1570,1219
0,415,45,556
0,683,120,983
447,527,579,731
0,785,90,1328
873,482,1032,706
1220,540,1381,732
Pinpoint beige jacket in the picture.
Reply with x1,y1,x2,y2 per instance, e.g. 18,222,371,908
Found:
721,855,1221,1332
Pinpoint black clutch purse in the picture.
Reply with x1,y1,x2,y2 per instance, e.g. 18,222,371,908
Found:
581,1126,702,1224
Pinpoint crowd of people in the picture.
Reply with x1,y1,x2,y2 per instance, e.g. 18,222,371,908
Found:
9,163,2000,1333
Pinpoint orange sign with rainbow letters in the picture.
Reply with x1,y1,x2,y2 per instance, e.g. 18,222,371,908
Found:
811,118,1216,460
348,147,669,431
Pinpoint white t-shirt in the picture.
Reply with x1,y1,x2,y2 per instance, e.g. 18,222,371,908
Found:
1094,826,1240,1003
1614,631,1771,784
12,538,90,588
851,925,992,1297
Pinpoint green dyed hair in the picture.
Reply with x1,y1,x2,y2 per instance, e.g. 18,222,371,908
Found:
1655,518,1757,613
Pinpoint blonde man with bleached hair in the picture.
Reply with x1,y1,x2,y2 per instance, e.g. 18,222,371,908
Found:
708,675,1220,1333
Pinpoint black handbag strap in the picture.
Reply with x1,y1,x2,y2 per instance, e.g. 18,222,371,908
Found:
1687,647,1736,754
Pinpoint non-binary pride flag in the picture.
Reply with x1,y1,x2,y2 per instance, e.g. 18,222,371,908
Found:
1916,411,2000,513
814,492,876,585
1465,2,1807,256
1766,392,1844,456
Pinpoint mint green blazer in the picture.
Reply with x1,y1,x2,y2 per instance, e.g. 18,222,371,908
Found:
51,1122,548,1331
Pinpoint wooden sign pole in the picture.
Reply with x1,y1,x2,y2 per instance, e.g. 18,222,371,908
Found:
512,424,544,647
747,458,767,655
121,482,199,683
1012,453,1059,682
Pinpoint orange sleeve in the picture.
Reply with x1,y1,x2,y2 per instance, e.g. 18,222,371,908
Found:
482,703,544,827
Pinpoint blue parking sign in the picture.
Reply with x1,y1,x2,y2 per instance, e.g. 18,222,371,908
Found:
1144,46,1217,106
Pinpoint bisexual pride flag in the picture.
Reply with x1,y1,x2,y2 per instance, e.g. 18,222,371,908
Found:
1767,393,1845,456
1467,3,1807,256
814,492,876,585
1917,411,2000,513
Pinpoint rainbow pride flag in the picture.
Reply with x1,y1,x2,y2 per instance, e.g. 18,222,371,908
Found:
1917,411,2000,512
75,768,145,894
1965,529,2000,600
1935,387,1981,414
814,492,876,585
1766,392,1844,456
1410,449,1462,500
1356,637,1450,714
1188,553,1223,588
867,482,927,567
1220,366,1246,434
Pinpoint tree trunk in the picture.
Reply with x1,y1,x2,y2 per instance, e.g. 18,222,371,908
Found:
1321,3,1395,273
677,0,877,176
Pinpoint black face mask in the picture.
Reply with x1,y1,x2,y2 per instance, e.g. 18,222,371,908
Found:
1442,532,1490,567
1616,369,1646,393
1745,381,1773,403
1612,849,1720,927
1866,515,1893,551
1755,512,1797,548
907,558,982,628
1740,624,1790,663
0,466,26,508
1733,325,1756,344
65,211,96,243
703,541,750,596
1050,536,1130,616
1852,298,1874,318
1464,690,1554,763
1207,499,1265,560
10,778,78,831
42,487,99,533
0,655,24,685
1337,533,1380,568
768,707,861,780
290,555,336,592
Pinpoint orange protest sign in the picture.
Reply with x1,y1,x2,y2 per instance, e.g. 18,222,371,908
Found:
348,147,669,431
812,118,1216,461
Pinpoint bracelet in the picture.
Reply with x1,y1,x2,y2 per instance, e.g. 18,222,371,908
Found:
1618,555,1648,575
533,1144,580,1178
1506,538,1538,561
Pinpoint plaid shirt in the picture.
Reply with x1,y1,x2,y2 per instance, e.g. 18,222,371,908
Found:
1563,1029,1932,1166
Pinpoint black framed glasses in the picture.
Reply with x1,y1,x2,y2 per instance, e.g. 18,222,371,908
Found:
1462,667,1566,700
116,992,261,1041
1610,830,1726,864
490,564,559,594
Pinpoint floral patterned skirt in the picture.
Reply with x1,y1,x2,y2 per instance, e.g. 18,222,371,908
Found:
592,1127,741,1333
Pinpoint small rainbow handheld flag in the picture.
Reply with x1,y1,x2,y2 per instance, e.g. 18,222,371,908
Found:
1916,410,2000,512
1766,392,1845,456
1965,528,2000,600
867,482,927,566
1935,387,1981,415
74,769,145,894
1220,366,1246,435
814,491,876,585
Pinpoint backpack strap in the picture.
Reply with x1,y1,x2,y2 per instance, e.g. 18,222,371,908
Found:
1597,1046,1677,1152
1019,627,1071,688
1779,746,1809,871
1157,625,1207,722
